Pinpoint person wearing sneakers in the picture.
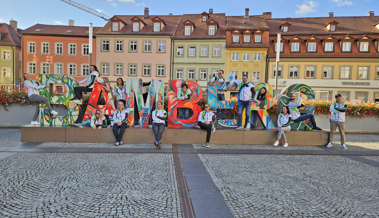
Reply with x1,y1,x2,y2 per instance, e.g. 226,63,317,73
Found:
327,93,348,149
23,73,58,125
177,83,192,119
112,101,128,146
152,101,167,149
274,106,292,148
250,87,267,128
72,65,99,105
211,70,227,120
90,109,108,130
112,78,127,106
288,91,322,131
198,104,216,148
227,75,255,130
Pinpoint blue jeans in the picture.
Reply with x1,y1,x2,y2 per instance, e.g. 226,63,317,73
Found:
217,94,225,119
293,113,317,128
237,100,251,127
250,111,258,127
113,123,128,142
178,108,189,119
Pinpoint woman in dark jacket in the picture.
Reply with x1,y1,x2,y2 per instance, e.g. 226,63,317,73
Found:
250,87,267,128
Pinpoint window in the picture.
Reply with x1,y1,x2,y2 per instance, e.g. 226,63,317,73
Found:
1,68,10,78
252,72,260,81
188,69,195,80
200,69,207,80
55,43,63,55
69,44,76,55
233,35,239,43
176,69,183,79
305,66,315,78
130,41,137,52
308,42,316,52
330,25,335,31
340,66,350,79
189,46,196,57
42,43,49,54
158,41,166,52
143,65,151,76
211,69,219,79
209,26,215,35
324,42,334,52
154,23,160,32
68,64,76,75
115,64,123,75
275,43,283,52
102,40,110,51
242,53,250,61
133,22,139,32
283,26,288,32
273,66,283,77
28,62,36,74
82,44,89,55
101,63,109,75
360,42,369,52
54,63,63,75
185,26,191,35
115,40,123,52
82,64,90,76
232,53,239,61
128,64,137,76
28,42,36,53
323,66,333,78
339,91,350,101
255,35,261,43
177,47,184,56
2,50,10,60
253,53,261,61
355,92,368,102
342,42,351,52
213,46,220,56
201,46,208,56
112,22,119,31
144,41,151,52
289,66,299,78
41,63,50,74
291,43,300,52
244,35,250,43
202,16,207,22
358,67,368,79
157,65,165,77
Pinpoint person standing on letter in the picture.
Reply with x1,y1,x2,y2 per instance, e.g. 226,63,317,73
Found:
326,93,348,149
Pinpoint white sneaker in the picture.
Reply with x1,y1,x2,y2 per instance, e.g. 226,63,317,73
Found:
73,99,82,105
326,142,332,148
115,142,120,146
30,121,40,125
342,144,347,149
212,127,216,133
235,126,243,131
206,142,210,148
283,143,288,148
51,110,58,116
120,141,123,145
273,141,279,147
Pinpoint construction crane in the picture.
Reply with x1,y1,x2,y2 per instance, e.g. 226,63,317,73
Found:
59,0,111,21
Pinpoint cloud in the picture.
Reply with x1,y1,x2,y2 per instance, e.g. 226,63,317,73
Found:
295,1,318,15
106,0,113,1
136,2,145,6
119,0,135,2
331,0,353,6
111,3,117,6
96,9,104,13
55,21,63,25
0,18,2,22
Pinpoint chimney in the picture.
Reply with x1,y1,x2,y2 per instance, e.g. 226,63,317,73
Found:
144,7,149,19
169,13,173,16
262,12,272,19
209,8,213,14
368,11,374,17
328,12,334,17
245,8,249,18
10,19,17,31
68,19,74,26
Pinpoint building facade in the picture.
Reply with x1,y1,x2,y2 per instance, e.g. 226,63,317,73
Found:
0,20,21,89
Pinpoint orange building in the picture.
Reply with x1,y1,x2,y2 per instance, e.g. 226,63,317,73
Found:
21,21,101,92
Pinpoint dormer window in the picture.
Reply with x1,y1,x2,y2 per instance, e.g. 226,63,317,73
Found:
233,34,239,43
283,26,288,32
133,23,139,32
112,22,119,31
154,23,160,32
244,34,250,43
360,42,369,52
330,25,335,31
280,21,291,32
209,26,215,35
131,16,146,32
182,19,195,36
202,16,207,22
185,26,191,35
151,16,166,33
201,11,209,22
326,21,339,32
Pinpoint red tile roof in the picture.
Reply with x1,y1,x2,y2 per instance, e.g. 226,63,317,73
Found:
227,16,269,30
0,23,21,47
21,24,101,37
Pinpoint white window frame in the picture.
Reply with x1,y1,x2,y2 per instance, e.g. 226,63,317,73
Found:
342,42,351,52
154,23,160,32
252,72,260,82
273,66,283,78
275,43,283,52
54,63,63,75
28,42,36,54
55,43,63,55
232,53,239,61
340,66,350,79
200,69,207,81
289,66,299,78
41,42,49,54
244,35,250,43
233,35,239,43
112,22,119,31
330,25,335,31
1,67,11,78
291,43,300,52
41,62,50,74
308,42,317,52
158,41,166,52
68,43,77,55
176,69,183,79
68,63,77,76
27,62,36,74
143,65,151,76
115,64,123,76
360,42,369,52
81,64,90,76
201,46,208,57
128,64,137,76
242,53,250,61
130,40,137,52
358,66,368,79
157,65,165,77
255,35,261,43
283,26,288,32
188,69,195,80
253,53,261,61
324,42,334,52
2,50,10,60
82,44,89,56
202,16,207,22
177,47,184,56
213,46,220,57
305,66,316,78
101,63,109,75
189,46,196,57
115,40,123,52
102,40,110,51
185,26,191,35
133,22,140,32
208,26,215,35
144,41,151,52
322,66,333,78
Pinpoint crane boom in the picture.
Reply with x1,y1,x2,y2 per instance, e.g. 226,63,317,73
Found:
59,0,110,21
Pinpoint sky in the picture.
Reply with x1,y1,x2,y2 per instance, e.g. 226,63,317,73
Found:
0,0,377,29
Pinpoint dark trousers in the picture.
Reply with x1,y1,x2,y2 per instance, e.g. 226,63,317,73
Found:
217,93,225,119
293,113,317,128
112,123,128,142
198,121,212,143
74,86,92,100
152,123,165,142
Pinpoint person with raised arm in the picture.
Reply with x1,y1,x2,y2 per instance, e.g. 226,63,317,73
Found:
23,73,58,125
112,78,127,106
326,93,348,149
177,83,192,119
250,87,267,128
72,65,99,105
112,101,128,146
274,106,292,148
152,101,167,149
211,70,226,120
90,109,107,130
198,103,216,148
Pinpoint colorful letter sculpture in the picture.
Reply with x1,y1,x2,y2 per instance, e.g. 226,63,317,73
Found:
168,80,202,128
39,75,79,126
124,79,164,127
248,83,276,129
81,77,115,125
278,84,315,131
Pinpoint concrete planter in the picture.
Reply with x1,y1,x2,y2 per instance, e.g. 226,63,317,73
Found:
315,115,379,131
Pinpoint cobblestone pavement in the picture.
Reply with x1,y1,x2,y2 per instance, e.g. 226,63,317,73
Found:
0,153,181,217
332,134,379,150
199,154,379,217
193,144,324,150
37,142,172,149
0,129,22,147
